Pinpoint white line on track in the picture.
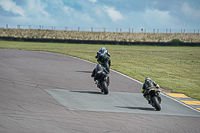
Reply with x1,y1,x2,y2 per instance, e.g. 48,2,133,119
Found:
69,55,200,113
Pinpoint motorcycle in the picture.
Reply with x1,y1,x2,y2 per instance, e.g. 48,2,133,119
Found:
96,72,110,95
97,53,110,73
144,87,162,111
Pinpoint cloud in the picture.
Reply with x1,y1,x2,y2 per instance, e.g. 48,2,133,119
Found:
143,9,172,28
181,2,200,20
63,6,74,14
0,0,25,17
26,0,49,17
0,0,199,31
89,0,97,3
103,6,123,21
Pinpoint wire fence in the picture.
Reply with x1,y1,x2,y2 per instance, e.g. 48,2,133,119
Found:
3,24,200,34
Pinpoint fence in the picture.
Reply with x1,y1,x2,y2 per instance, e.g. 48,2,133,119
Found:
3,24,200,34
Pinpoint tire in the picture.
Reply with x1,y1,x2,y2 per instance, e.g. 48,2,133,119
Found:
105,62,110,73
152,96,161,111
101,81,108,94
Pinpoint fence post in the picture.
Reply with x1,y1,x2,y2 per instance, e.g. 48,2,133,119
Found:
91,27,93,32
116,28,118,33
166,29,168,34
65,27,67,31
6,24,8,29
29,25,31,29
157,29,159,33
39,25,41,30
17,25,20,29
120,28,122,32
132,28,133,33
103,28,106,32
194,29,195,33
170,29,171,33
153,29,155,34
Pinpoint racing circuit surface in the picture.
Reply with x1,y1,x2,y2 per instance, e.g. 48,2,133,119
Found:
0,49,200,133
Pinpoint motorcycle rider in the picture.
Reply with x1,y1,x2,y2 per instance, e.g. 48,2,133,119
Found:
95,47,111,67
141,77,160,102
91,64,109,87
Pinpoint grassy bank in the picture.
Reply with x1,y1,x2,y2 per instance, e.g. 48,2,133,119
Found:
0,41,200,100
1,28,200,42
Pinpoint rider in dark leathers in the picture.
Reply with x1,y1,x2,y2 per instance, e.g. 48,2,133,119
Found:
141,77,160,100
91,64,109,86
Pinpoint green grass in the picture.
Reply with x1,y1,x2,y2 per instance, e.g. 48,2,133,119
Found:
0,41,200,100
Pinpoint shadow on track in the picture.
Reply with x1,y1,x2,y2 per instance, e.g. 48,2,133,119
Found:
76,71,92,73
69,90,102,95
116,106,155,111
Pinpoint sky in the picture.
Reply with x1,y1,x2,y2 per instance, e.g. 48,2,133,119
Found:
0,0,200,32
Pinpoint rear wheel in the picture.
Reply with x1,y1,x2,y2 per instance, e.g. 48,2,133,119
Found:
104,62,110,73
101,81,108,94
152,96,161,111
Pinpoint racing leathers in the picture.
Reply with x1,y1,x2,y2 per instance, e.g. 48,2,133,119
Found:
141,79,160,97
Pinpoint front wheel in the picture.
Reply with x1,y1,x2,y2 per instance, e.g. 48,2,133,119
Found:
101,81,108,94
152,96,161,111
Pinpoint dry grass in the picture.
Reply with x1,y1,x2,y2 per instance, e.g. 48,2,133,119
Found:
0,28,200,42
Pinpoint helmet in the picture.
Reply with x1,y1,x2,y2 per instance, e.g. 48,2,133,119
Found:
145,77,151,82
96,64,103,72
99,47,106,53
96,64,103,77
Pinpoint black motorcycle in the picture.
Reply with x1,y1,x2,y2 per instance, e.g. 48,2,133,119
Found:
144,87,162,111
97,53,110,73
96,72,110,95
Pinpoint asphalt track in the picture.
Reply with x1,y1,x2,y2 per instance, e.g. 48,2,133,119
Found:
0,49,200,133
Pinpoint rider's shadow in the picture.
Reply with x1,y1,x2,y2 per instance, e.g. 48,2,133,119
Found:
115,106,155,111
76,71,92,73
70,90,102,95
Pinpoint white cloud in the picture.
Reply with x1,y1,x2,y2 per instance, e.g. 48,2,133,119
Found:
103,6,123,21
143,9,171,26
0,0,199,30
121,8,177,30
181,2,200,20
63,6,74,14
0,0,57,27
89,0,97,3
0,0,25,17
26,0,49,17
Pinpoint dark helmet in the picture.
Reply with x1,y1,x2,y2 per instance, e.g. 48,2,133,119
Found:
145,77,151,82
96,64,103,72
96,64,103,77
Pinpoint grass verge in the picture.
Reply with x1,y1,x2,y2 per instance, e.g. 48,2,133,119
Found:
0,41,200,100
